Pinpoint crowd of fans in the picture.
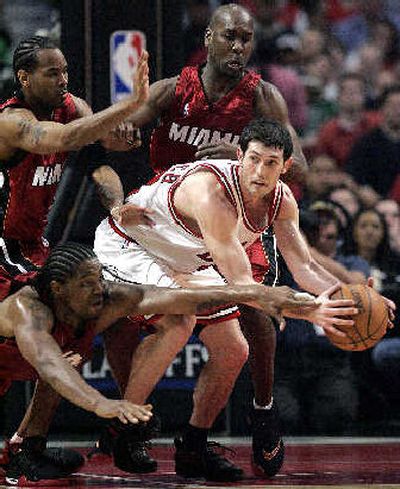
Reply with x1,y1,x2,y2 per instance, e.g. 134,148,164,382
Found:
0,0,400,435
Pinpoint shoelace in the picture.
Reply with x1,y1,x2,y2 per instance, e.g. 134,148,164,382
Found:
205,442,237,458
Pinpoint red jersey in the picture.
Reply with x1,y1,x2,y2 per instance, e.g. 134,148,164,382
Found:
0,318,97,396
0,93,78,241
149,65,261,173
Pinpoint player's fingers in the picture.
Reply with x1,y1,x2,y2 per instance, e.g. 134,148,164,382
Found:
327,306,358,316
117,412,128,424
323,325,347,337
367,276,374,288
322,283,342,298
329,317,354,326
326,299,356,308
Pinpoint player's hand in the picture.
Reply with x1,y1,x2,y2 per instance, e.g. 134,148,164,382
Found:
253,285,317,327
114,124,142,148
305,284,358,338
63,351,83,369
131,50,149,108
367,277,396,329
195,141,237,160
103,124,141,152
111,203,155,227
95,400,153,424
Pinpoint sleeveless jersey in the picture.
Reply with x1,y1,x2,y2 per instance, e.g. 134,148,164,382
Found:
106,160,284,274
149,66,261,173
0,93,78,241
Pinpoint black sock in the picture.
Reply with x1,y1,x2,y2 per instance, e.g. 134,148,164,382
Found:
182,424,208,452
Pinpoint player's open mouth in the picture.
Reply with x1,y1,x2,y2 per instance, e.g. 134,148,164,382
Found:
227,60,243,69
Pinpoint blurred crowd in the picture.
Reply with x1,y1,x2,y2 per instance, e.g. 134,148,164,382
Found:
1,0,400,436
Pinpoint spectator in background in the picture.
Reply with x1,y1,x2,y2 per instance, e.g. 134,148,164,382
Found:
274,206,368,436
255,32,307,132
328,186,362,219
345,85,400,199
301,53,338,149
375,199,400,254
366,69,398,110
315,73,381,168
299,154,343,208
343,208,400,300
183,0,211,66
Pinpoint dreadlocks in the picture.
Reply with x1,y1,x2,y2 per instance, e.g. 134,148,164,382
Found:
13,35,58,88
34,242,97,304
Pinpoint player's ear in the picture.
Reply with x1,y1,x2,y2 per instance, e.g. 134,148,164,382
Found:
237,146,244,162
50,280,63,297
17,69,30,88
205,27,212,47
281,156,293,175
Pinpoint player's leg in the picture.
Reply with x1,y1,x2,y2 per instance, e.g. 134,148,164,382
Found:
103,316,142,395
175,318,247,482
243,232,285,477
109,313,196,474
5,380,84,485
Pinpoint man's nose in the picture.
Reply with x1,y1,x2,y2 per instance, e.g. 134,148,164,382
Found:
231,39,244,53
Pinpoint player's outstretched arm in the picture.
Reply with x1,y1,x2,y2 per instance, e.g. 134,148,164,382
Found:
99,281,316,327
0,51,150,155
11,291,152,424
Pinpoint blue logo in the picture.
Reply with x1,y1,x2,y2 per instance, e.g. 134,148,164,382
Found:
110,30,146,103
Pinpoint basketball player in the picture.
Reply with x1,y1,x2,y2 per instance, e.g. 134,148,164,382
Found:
0,36,148,301
95,3,307,477
0,241,313,484
94,118,359,482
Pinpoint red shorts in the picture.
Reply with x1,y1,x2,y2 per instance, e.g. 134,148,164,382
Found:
0,338,37,396
246,236,271,284
0,238,50,301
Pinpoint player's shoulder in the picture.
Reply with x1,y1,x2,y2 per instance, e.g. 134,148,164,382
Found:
69,94,92,117
277,181,297,216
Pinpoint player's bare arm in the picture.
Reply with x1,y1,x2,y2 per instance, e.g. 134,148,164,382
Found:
175,171,254,284
93,165,155,227
126,75,178,127
95,281,317,330
274,185,358,333
256,81,307,182
9,289,152,424
0,51,150,157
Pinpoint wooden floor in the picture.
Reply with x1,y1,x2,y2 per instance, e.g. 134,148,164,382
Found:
2,438,400,488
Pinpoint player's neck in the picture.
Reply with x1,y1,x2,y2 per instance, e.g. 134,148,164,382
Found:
53,303,84,330
23,94,54,120
201,64,243,102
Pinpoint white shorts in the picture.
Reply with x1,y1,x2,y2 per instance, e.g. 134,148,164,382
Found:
94,219,239,324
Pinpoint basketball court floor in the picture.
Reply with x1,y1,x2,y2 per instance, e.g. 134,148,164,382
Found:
2,437,400,488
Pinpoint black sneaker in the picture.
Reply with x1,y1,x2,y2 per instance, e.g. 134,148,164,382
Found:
251,403,285,477
5,437,83,486
174,438,243,482
111,417,159,473
87,426,114,460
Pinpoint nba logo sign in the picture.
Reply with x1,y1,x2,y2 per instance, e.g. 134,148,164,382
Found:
110,31,146,103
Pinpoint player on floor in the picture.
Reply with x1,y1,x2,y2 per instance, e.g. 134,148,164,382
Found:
0,35,147,301
0,241,312,484
94,118,364,482
95,3,307,477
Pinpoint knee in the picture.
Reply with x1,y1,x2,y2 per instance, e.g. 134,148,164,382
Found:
212,336,249,370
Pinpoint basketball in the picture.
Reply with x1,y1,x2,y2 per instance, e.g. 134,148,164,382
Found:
325,284,389,351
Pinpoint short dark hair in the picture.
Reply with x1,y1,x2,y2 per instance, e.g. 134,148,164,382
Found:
13,36,58,87
34,242,97,304
381,84,400,106
239,118,293,161
338,72,366,91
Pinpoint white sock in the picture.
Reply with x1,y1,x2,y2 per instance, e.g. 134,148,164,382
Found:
253,396,273,410
10,433,23,444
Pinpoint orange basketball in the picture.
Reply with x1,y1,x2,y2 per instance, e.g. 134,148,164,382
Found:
326,284,389,351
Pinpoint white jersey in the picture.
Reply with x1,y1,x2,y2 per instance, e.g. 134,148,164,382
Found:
97,160,283,274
